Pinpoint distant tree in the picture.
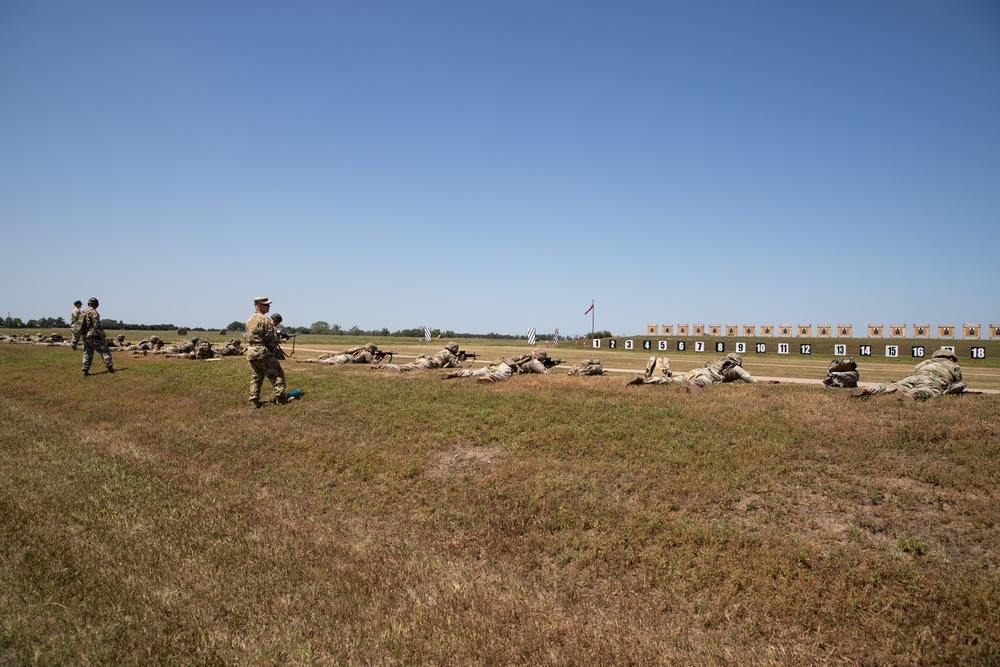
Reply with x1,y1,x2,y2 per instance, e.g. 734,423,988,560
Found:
585,331,613,339
310,321,330,335
227,321,244,331
329,324,343,335
347,326,362,335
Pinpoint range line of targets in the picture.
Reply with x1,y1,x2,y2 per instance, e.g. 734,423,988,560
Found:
596,338,988,360
645,324,1000,339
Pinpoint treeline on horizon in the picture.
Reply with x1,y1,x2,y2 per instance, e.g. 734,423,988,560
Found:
2,316,603,340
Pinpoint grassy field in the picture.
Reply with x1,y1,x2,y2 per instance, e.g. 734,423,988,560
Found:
1,341,998,665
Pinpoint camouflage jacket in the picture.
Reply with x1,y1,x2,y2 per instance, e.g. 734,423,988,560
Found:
913,358,963,389
70,307,83,331
246,313,279,360
80,307,105,342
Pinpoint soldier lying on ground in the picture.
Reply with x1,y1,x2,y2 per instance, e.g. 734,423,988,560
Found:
153,337,199,355
847,347,965,402
379,341,462,372
301,342,385,365
566,359,604,376
823,358,859,388
443,348,559,382
627,352,757,391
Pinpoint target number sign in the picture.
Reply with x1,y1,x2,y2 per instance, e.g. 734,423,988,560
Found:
592,339,601,349
625,339,633,350
609,339,617,349
715,342,725,353
886,345,898,358
834,344,847,356
860,345,872,357
695,341,705,352
912,346,925,358
736,342,746,353
677,341,686,351
778,343,790,355
658,340,667,351
799,344,811,355
643,340,651,350
971,347,986,359
755,343,766,354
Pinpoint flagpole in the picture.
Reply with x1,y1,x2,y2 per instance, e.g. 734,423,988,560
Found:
591,299,595,337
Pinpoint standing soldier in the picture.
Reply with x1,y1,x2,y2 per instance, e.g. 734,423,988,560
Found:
80,297,115,376
246,297,287,408
70,300,83,350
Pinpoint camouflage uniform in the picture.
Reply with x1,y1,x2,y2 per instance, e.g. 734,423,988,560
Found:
632,353,756,387
193,338,215,359
303,343,382,365
70,302,83,349
823,358,859,388
382,342,461,372
444,349,552,382
246,299,286,405
80,298,114,375
851,348,965,400
566,359,604,376
217,339,245,357
155,339,198,355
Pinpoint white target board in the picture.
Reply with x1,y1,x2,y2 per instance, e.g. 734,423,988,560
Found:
695,341,705,352
834,344,847,356
658,340,667,351
736,342,746,353
592,339,601,348
885,345,899,358
778,343,789,355
625,339,633,350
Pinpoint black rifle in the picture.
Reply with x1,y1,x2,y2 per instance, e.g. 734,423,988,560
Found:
457,350,478,362
374,350,395,364
541,358,564,369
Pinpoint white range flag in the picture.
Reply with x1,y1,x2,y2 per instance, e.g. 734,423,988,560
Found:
423,326,432,342
527,327,536,346
553,329,559,347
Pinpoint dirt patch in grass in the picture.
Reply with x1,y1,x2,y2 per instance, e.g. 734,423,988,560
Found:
425,442,500,479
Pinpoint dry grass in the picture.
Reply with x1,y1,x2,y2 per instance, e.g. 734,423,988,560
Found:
1,343,998,665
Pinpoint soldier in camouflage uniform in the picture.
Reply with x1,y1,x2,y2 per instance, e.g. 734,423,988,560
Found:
444,348,556,382
566,359,604,376
379,341,462,372
70,300,83,350
848,348,965,402
217,339,245,357
193,338,215,359
80,297,115,376
154,337,199,355
823,358,859,388
246,297,286,407
302,342,384,365
627,352,756,390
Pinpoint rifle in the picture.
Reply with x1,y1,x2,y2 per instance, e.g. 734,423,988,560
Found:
457,350,478,363
541,358,564,369
374,350,395,364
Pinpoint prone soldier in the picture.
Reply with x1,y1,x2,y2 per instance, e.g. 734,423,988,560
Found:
823,358,859,388
302,342,386,365
444,348,559,382
379,341,462,372
848,347,965,402
628,353,756,391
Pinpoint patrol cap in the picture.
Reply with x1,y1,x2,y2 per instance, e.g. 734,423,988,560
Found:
254,297,272,306
74,300,82,306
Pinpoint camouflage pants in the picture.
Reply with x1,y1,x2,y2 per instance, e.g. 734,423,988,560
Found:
303,353,351,364
81,336,113,372
567,360,603,376
447,362,516,382
861,375,965,400
249,356,286,402
641,367,727,387
71,325,82,349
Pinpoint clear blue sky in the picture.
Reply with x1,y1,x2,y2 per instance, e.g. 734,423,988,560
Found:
2,1,998,337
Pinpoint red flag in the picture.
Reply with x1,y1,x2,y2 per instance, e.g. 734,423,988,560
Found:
584,301,594,315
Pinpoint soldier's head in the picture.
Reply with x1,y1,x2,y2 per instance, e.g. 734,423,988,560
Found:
74,300,82,307
253,297,272,313
531,348,549,360
725,352,743,366
116,334,125,341
87,297,99,307
270,313,282,325
150,335,160,343
365,343,378,353
932,347,958,362
445,341,459,353
191,337,199,344
231,339,241,345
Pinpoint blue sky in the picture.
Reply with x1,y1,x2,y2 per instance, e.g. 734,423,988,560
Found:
2,1,998,337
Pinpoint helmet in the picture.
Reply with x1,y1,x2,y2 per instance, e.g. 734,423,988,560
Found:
726,353,743,366
365,343,378,353
87,297,99,307
191,337,199,343
445,341,459,353
116,334,125,341
271,313,282,324
932,347,958,362
532,348,549,360
231,339,240,345
150,335,160,343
